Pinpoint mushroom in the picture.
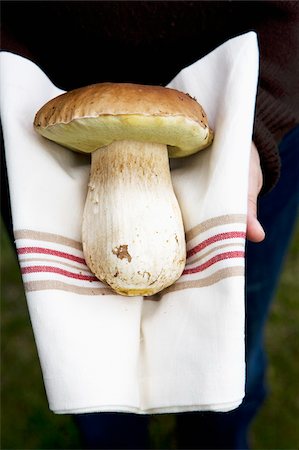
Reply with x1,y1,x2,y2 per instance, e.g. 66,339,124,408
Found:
34,83,213,296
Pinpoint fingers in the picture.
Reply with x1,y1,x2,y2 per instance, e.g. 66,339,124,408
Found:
247,143,265,243
247,204,265,242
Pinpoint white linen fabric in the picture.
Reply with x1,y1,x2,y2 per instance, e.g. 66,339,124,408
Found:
0,32,259,414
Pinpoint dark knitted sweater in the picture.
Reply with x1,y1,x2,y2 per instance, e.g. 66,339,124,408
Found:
2,1,299,193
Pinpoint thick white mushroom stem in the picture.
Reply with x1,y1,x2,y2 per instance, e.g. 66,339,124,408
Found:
82,139,186,296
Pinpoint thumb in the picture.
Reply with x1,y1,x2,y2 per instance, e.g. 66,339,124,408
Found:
247,143,265,243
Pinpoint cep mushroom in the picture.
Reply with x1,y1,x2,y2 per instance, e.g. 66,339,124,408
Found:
34,83,213,296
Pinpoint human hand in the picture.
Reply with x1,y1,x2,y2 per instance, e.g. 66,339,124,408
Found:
246,142,265,243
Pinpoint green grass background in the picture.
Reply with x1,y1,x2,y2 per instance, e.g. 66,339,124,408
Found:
1,219,298,450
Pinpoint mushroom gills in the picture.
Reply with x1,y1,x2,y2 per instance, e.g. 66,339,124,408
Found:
82,140,186,296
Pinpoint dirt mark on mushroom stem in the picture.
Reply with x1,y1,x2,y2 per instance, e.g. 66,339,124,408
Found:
112,245,132,262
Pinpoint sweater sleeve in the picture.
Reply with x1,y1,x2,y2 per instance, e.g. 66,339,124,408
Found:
251,1,299,194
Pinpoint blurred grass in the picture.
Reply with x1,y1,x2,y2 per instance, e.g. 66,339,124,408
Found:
1,218,298,450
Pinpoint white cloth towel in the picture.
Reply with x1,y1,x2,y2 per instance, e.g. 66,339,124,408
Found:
0,32,259,414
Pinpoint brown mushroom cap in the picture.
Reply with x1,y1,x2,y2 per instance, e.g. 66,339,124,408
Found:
34,82,213,157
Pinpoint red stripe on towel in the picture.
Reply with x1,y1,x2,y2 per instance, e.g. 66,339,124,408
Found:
21,265,98,281
187,231,246,258
183,250,245,275
17,247,86,265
